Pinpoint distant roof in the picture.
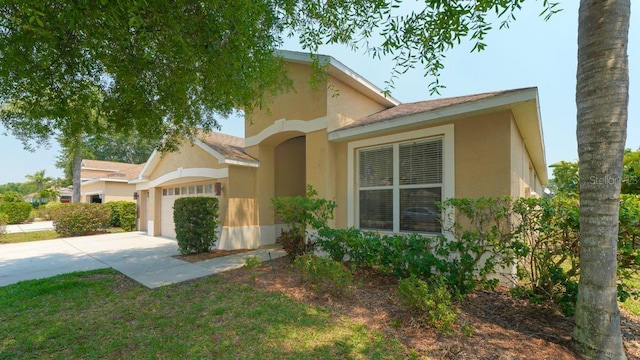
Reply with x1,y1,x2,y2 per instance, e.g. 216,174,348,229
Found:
81,160,144,182
196,131,257,163
81,159,139,172
336,88,528,131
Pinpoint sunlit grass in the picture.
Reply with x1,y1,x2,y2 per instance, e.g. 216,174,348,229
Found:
0,230,59,243
0,270,411,359
620,273,640,316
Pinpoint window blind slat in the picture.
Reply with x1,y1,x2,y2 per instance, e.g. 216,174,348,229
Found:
399,139,442,185
359,146,393,187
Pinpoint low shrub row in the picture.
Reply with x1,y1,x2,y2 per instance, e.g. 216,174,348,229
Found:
310,196,640,316
0,202,32,224
51,203,112,237
48,201,137,237
0,213,7,236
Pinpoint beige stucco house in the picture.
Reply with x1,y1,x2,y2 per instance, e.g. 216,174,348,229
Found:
80,159,144,203
131,51,547,250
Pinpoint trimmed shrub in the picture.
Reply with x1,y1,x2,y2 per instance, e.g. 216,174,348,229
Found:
105,201,137,231
0,191,24,203
173,197,219,254
51,203,112,237
35,201,64,220
0,202,33,224
118,202,137,232
104,202,121,227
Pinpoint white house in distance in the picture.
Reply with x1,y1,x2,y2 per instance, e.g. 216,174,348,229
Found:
80,159,143,203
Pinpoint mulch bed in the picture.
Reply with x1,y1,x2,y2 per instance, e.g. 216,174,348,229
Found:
211,256,640,359
173,249,252,263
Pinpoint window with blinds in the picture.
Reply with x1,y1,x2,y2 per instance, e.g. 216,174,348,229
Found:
358,138,443,233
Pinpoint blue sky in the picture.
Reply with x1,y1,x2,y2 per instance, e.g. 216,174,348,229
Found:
1,1,638,184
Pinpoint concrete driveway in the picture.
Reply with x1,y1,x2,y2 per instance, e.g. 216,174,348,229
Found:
0,232,285,289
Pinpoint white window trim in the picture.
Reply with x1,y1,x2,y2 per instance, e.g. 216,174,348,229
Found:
347,124,455,232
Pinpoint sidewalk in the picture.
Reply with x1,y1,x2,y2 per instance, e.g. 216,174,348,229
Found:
5,221,55,234
0,231,285,288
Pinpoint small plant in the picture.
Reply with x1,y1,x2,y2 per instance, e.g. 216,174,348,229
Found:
293,255,353,297
277,229,310,261
397,275,458,335
439,197,515,296
244,256,261,282
271,185,337,260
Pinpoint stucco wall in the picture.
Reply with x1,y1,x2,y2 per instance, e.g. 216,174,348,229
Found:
225,166,257,227
455,111,512,199
332,141,349,228
305,129,339,228
149,142,224,181
326,77,388,132
226,198,257,227
246,62,327,138
80,181,105,203
104,182,137,202
245,143,276,226
509,117,543,198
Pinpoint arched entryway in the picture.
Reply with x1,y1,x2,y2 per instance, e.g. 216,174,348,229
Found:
274,136,307,199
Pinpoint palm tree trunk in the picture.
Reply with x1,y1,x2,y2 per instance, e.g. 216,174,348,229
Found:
573,0,629,358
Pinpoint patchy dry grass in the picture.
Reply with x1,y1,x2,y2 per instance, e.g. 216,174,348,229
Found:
0,270,409,359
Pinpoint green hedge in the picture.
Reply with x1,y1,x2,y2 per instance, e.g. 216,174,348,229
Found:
0,213,7,236
104,201,137,231
51,203,112,237
173,197,219,254
0,202,33,224
34,201,64,220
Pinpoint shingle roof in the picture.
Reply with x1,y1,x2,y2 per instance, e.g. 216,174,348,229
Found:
101,163,144,180
335,88,527,131
81,159,138,171
81,160,144,181
196,131,257,163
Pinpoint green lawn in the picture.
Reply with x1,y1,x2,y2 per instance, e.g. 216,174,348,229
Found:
0,230,59,244
620,273,640,316
0,270,411,359
0,228,126,244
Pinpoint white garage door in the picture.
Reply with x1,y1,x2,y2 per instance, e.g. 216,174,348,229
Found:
160,183,217,238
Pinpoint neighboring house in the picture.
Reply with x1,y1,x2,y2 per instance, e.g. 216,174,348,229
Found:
23,186,73,204
80,159,144,203
131,50,547,250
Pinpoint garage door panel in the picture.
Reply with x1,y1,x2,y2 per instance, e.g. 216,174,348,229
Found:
160,184,218,239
